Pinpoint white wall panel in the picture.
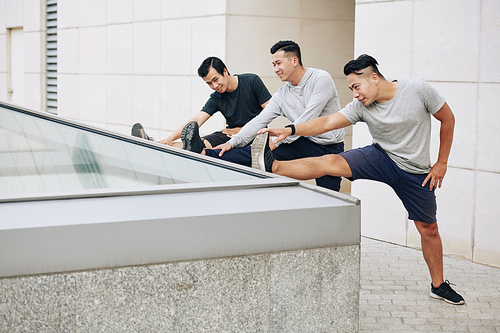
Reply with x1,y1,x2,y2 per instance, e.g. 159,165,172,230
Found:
79,27,106,74
160,75,192,133
435,167,474,260
133,75,161,130
428,82,477,170
107,0,133,24
79,74,106,123
191,16,226,75
106,75,133,126
58,0,78,28
354,1,413,80
474,171,500,267
57,73,79,120
476,83,500,173
106,24,133,74
161,19,192,75
134,0,161,22
5,0,23,28
58,29,79,74
79,0,106,27
479,0,500,83
133,21,161,75
23,0,41,32
161,0,192,19
23,31,41,73
413,0,480,82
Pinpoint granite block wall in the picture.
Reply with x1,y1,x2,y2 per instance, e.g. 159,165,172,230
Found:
0,245,359,332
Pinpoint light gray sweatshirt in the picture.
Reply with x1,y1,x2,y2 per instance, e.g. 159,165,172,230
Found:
227,67,345,148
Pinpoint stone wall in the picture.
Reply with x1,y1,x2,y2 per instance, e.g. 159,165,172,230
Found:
0,245,359,332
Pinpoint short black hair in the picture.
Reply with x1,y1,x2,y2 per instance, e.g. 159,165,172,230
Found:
270,40,303,66
343,54,384,78
197,57,229,78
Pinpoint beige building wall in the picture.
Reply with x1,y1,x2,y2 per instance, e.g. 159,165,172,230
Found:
352,0,500,267
224,0,355,192
5,0,497,267
0,0,46,110
53,0,355,191
0,0,353,184
54,0,355,142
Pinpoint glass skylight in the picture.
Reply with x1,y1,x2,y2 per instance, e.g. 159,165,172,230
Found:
0,103,261,195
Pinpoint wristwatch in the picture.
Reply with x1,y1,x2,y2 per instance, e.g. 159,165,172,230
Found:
285,124,296,135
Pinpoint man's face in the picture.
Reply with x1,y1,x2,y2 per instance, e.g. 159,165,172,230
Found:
203,67,229,93
272,51,296,82
347,73,377,106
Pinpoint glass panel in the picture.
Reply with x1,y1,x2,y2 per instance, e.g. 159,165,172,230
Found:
0,105,261,195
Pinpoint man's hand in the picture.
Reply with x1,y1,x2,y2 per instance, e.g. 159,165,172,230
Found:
157,136,174,146
258,127,292,145
221,127,241,137
422,161,447,191
269,139,277,151
214,142,232,157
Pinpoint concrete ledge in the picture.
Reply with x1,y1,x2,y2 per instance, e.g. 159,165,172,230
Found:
1,185,360,278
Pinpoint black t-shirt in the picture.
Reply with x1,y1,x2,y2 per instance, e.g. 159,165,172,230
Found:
201,73,272,128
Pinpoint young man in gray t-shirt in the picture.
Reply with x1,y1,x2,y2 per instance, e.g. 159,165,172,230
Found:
258,54,464,305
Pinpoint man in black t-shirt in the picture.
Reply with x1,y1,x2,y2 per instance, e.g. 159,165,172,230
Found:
132,57,271,150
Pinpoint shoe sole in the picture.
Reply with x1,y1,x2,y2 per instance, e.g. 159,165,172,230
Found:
131,123,146,139
430,291,465,305
251,132,268,171
181,121,200,152
131,123,152,141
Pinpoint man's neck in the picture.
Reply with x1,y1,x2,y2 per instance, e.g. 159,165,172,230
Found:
289,67,307,86
226,75,239,92
375,80,398,103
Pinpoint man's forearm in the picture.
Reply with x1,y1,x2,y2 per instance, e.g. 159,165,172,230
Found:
434,102,455,164
437,118,454,164
295,112,351,137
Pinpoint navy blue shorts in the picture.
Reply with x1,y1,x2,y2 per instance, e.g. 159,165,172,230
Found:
202,131,230,147
340,144,437,224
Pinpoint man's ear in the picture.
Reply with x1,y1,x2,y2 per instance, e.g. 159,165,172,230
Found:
292,56,299,67
371,72,379,84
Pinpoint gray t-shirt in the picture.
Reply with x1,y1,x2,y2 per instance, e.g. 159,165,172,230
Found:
340,78,445,174
228,68,345,148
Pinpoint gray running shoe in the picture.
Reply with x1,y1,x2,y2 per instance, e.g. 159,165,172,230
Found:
251,132,274,172
430,280,465,305
131,123,154,141
181,121,204,153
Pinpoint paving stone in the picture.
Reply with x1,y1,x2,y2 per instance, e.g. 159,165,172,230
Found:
359,237,500,332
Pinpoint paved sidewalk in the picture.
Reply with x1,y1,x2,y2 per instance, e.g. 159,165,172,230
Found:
359,237,500,332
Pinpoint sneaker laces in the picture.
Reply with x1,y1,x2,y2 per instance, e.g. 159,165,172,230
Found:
444,280,456,287
438,280,457,295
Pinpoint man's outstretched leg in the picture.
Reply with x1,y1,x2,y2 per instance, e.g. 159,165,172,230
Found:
415,220,465,305
251,133,352,180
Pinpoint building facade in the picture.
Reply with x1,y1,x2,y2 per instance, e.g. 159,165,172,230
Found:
1,0,499,267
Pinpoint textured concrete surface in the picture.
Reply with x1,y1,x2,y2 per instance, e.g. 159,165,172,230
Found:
360,237,500,332
0,245,359,332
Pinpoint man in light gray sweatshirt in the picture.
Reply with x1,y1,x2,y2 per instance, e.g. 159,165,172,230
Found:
183,40,345,191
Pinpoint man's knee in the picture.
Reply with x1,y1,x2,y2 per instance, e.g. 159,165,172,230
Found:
320,154,351,177
320,154,342,164
415,221,439,237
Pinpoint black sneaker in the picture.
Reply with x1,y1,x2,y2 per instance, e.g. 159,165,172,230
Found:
131,123,154,141
430,280,465,305
251,132,275,172
181,121,204,153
